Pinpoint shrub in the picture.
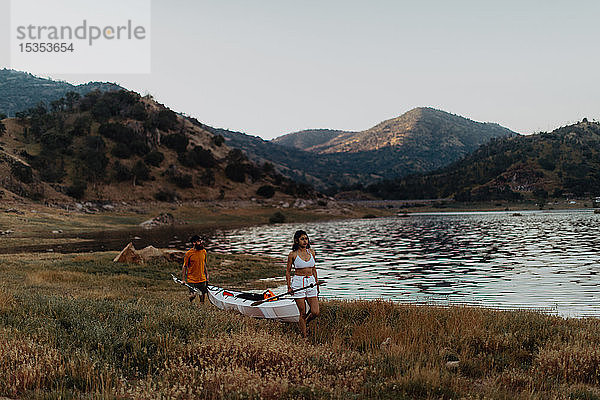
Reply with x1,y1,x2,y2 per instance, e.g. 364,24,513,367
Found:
111,143,132,159
262,162,274,174
66,179,87,199
154,189,178,202
78,136,108,181
157,109,178,131
225,163,246,183
178,146,217,168
227,148,247,163
246,164,263,182
162,133,188,154
40,132,72,150
10,162,34,183
79,90,101,112
91,100,113,122
64,91,81,110
282,181,312,198
269,211,286,224
90,90,140,122
31,155,66,183
212,134,225,146
112,161,133,182
129,103,147,121
256,185,275,198
98,123,136,144
170,173,193,188
15,111,28,122
144,150,165,167
130,140,150,157
70,116,91,136
0,122,5,136
198,170,215,186
164,165,193,188
132,161,150,182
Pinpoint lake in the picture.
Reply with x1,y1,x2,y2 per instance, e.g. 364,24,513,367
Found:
208,210,600,317
4,209,599,317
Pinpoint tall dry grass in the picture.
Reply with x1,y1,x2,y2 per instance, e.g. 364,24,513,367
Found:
1,252,600,398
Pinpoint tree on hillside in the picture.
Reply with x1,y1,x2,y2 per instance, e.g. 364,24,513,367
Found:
64,92,81,110
50,98,65,113
0,121,5,136
157,109,178,131
533,188,549,210
162,133,188,153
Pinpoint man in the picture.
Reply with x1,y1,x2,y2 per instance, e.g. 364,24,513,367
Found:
181,235,209,303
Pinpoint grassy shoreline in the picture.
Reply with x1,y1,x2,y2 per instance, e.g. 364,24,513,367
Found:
0,251,600,399
0,200,394,251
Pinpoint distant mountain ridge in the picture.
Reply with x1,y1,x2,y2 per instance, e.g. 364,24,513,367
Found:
0,69,122,117
0,70,520,195
367,119,600,200
274,107,517,154
220,107,517,190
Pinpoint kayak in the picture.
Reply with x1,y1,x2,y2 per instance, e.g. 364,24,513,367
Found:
170,274,316,323
207,285,302,322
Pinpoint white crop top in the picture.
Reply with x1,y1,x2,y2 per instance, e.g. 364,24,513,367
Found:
293,252,315,269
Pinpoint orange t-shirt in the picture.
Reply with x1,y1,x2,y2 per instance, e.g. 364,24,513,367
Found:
183,248,207,283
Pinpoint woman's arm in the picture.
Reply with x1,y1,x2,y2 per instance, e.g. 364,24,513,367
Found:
286,252,294,291
311,249,319,294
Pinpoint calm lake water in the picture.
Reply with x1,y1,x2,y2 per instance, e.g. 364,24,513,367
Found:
4,209,599,317
208,210,600,318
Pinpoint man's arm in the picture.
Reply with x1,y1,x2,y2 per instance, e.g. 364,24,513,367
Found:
181,252,189,282
205,252,209,282
181,264,187,283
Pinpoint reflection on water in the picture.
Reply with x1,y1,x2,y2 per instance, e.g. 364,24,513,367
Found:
209,210,600,317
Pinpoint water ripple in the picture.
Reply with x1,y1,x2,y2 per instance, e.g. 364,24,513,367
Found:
209,210,600,317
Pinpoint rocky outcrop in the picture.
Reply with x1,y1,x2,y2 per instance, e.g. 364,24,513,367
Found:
139,213,176,229
113,242,185,264
113,242,143,264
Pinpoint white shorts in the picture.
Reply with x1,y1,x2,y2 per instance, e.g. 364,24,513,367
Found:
291,275,318,299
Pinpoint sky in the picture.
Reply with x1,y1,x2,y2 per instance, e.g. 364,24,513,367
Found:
2,0,600,139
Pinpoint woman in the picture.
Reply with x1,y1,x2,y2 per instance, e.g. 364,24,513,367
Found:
286,230,320,337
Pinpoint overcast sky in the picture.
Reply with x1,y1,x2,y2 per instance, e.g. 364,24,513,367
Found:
3,0,600,139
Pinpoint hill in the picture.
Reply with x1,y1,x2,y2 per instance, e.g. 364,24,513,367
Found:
0,69,122,117
275,108,516,154
221,108,517,191
367,119,600,201
272,129,353,151
0,89,315,203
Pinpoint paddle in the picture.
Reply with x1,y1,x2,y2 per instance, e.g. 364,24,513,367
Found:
171,273,207,294
251,280,325,306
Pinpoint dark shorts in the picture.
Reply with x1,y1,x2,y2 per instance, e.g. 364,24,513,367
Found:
188,281,208,295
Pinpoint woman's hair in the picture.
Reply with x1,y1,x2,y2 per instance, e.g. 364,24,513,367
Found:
292,230,310,251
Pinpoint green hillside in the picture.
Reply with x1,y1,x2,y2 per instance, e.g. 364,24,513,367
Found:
0,69,122,117
367,119,600,201
0,89,315,203
272,129,353,150
221,108,517,191
220,129,463,191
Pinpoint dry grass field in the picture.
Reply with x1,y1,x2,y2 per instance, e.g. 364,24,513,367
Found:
1,251,600,399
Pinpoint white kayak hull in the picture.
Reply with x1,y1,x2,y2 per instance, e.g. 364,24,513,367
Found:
207,285,301,323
